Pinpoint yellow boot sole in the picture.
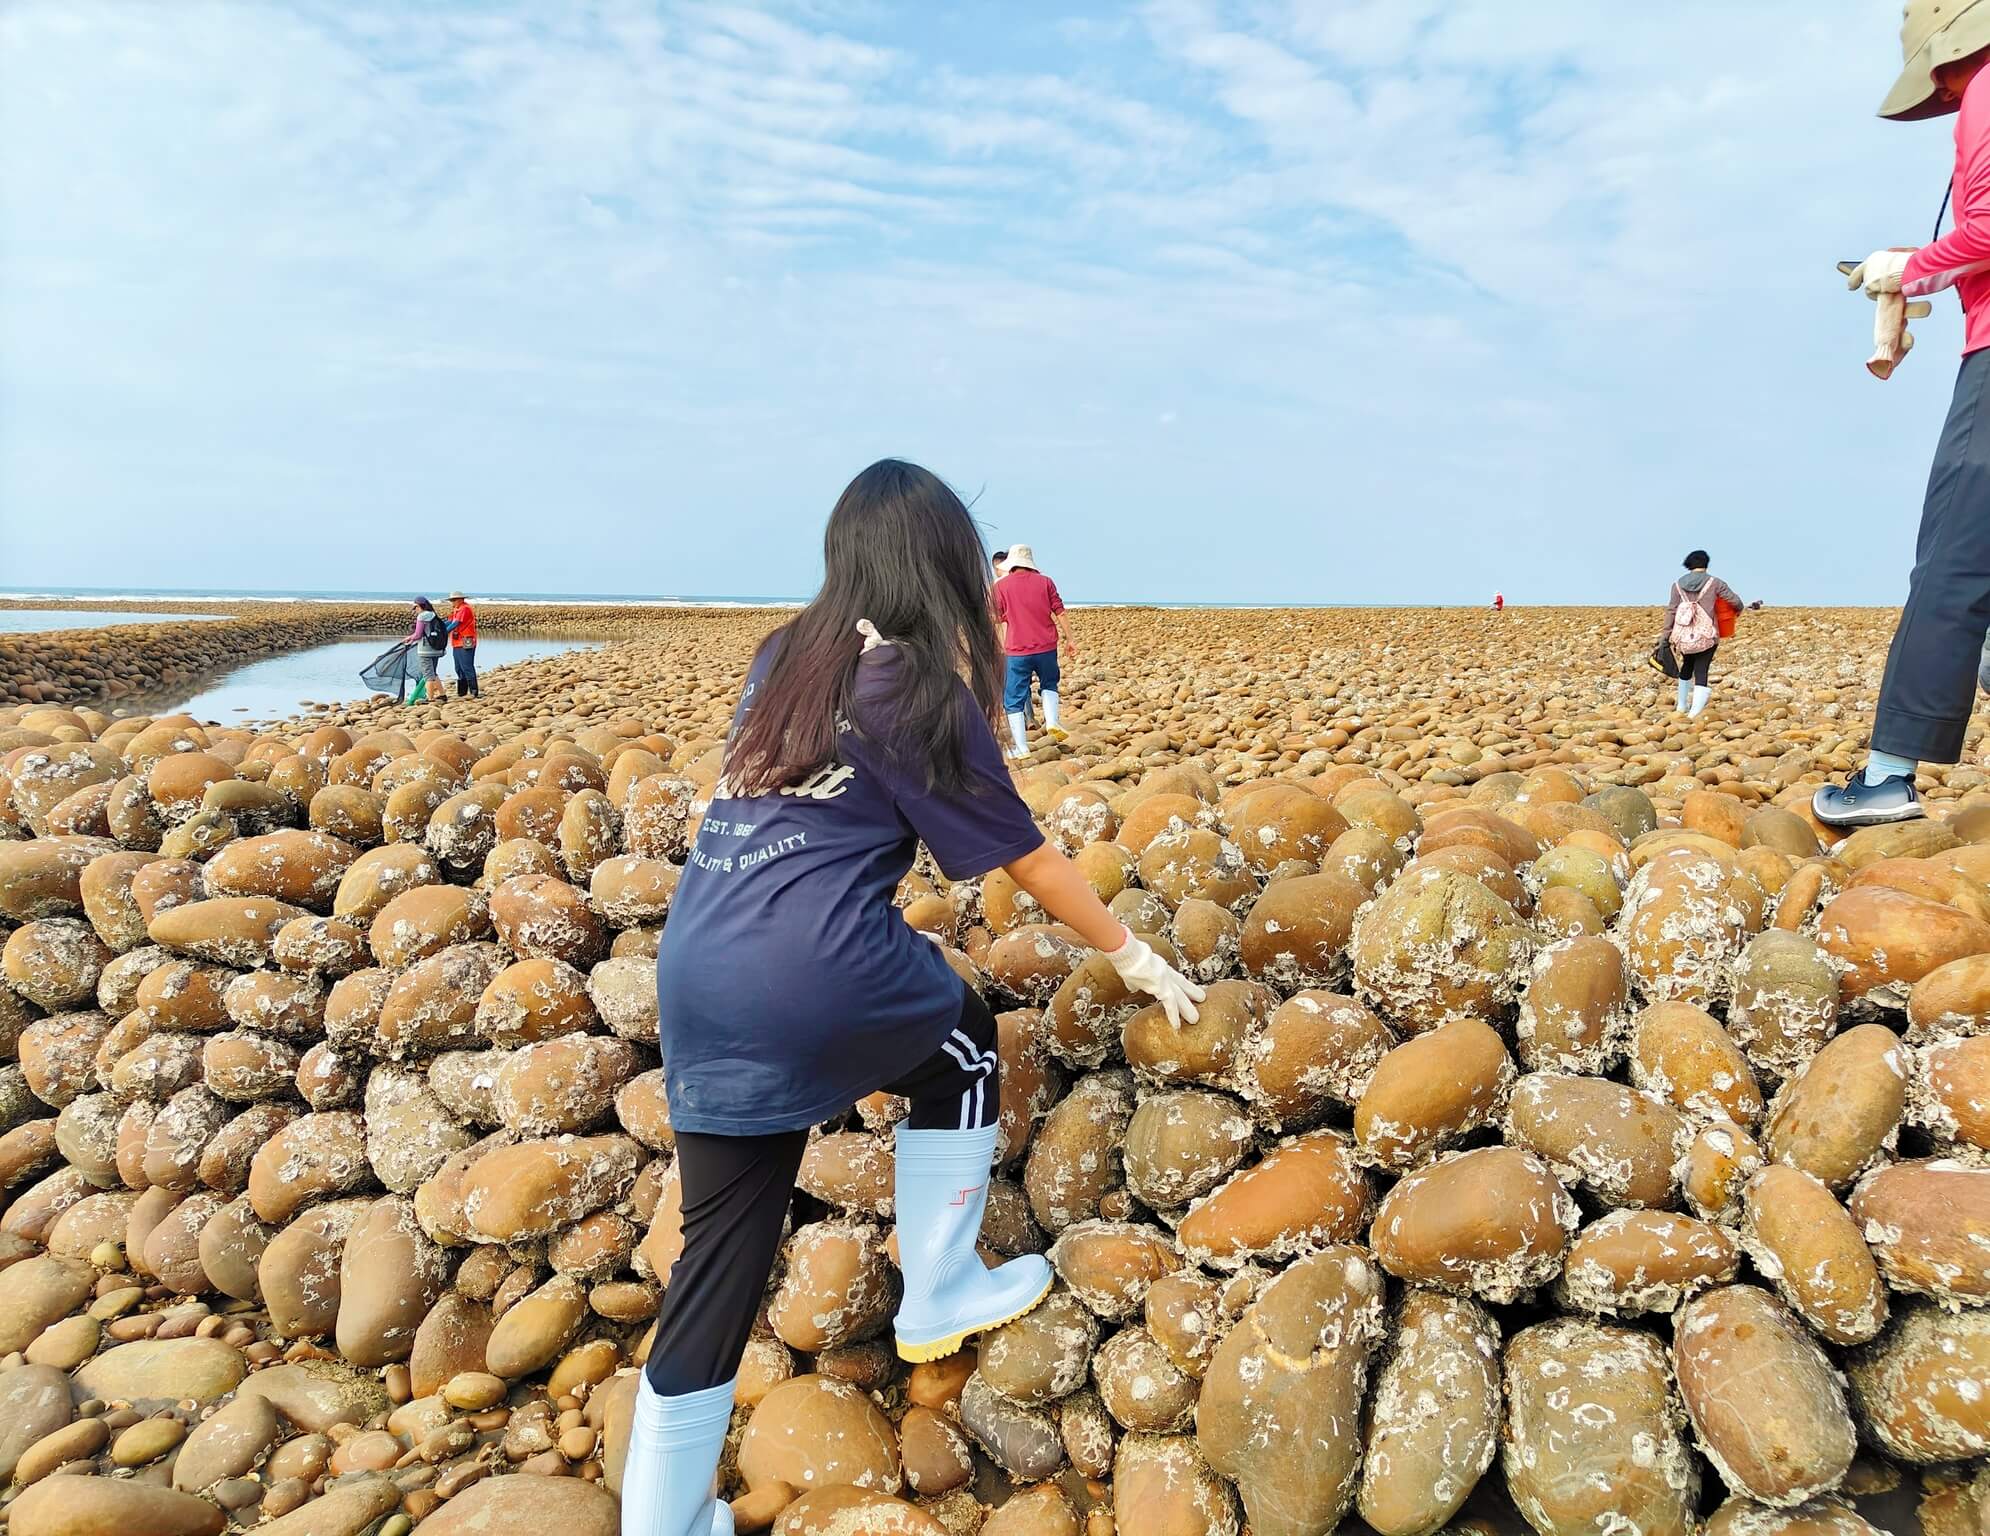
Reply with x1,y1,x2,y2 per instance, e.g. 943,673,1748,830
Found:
894,1273,1054,1363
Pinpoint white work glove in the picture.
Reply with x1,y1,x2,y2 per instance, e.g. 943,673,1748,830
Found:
1847,248,1914,297
1103,928,1205,1027
1869,291,1935,380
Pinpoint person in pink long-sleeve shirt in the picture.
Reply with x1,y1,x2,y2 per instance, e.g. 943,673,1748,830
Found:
1816,1,1990,828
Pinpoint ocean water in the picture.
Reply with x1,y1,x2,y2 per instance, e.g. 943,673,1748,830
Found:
0,609,234,633
159,635,605,723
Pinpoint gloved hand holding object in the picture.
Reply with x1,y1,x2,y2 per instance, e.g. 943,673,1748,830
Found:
1871,291,1936,379
1843,250,1934,379
1846,247,1916,295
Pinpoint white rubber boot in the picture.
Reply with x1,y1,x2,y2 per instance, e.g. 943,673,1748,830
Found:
1042,690,1066,740
1675,678,1691,714
619,1374,736,1536
892,1125,1051,1362
1005,712,1029,760
1689,685,1710,719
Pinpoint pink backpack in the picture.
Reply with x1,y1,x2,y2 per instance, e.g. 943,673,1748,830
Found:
1669,586,1719,655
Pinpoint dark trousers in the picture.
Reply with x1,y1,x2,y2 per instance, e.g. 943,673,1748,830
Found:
1679,645,1716,687
452,645,477,696
643,985,1000,1398
1874,347,1990,764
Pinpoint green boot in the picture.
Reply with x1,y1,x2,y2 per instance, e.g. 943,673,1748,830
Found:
409,680,427,704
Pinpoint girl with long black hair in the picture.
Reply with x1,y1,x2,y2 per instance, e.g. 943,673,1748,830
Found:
624,460,1203,1536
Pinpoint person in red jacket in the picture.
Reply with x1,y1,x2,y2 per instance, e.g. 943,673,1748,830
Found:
1818,0,1990,826
991,544,1071,759
445,592,478,698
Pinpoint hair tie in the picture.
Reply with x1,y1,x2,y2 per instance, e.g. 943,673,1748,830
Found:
855,619,887,652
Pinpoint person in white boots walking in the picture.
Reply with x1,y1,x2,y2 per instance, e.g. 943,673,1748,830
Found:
1660,551,1754,720
626,461,1203,1536
992,542,1072,758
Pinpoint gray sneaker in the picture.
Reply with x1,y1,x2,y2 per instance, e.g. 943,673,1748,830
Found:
1812,773,1923,828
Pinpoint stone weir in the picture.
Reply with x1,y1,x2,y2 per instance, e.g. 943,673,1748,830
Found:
0,602,672,711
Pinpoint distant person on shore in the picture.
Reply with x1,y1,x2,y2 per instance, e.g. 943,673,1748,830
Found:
1660,552,1758,720
404,598,446,704
992,543,1070,758
1815,2,1990,826
446,591,479,698
627,459,1202,1536
1493,591,1504,612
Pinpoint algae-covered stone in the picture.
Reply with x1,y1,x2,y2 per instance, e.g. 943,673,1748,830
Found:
1047,1219,1181,1321
1728,929,1841,1082
769,1219,895,1353
1371,1146,1576,1303
1673,1285,1856,1507
1356,1291,1500,1536
1023,1068,1134,1234
1740,1164,1886,1347
979,1288,1099,1405
1113,1433,1239,1536
1351,866,1531,1031
1197,1245,1386,1536
1515,934,1633,1074
1354,1017,1512,1171
1762,1023,1907,1190
1503,1319,1698,1536
1122,1088,1253,1209
1846,1301,1990,1464
1503,1072,1688,1209
1176,1129,1370,1271
1850,1157,1990,1304
1557,1209,1738,1318
737,1373,902,1495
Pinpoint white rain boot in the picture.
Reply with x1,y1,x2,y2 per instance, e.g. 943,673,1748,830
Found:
1042,690,1066,740
619,1374,735,1536
1675,678,1691,715
1006,712,1030,760
1689,685,1710,719
892,1124,1052,1362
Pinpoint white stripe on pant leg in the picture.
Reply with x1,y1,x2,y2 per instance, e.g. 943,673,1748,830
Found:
949,1029,998,1072
959,1088,973,1130
941,1040,977,1078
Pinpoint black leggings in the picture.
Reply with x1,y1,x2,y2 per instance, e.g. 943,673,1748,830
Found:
1679,644,1716,687
643,984,1000,1397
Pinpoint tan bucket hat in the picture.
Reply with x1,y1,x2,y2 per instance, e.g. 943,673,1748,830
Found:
1882,0,1990,120
1005,544,1039,571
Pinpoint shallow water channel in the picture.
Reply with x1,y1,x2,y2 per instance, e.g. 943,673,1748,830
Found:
154,635,605,723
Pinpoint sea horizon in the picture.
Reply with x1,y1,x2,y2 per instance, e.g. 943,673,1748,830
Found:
0,586,1896,612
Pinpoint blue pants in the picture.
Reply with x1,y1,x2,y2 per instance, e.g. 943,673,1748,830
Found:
452,645,477,695
1875,347,1990,763
1003,650,1059,714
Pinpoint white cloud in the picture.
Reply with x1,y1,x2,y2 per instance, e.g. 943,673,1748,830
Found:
0,0,1958,604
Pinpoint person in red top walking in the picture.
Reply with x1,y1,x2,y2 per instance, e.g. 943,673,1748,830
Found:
445,591,479,698
1819,0,1990,826
991,544,1071,759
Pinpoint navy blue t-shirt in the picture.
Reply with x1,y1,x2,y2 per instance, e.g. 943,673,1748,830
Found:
655,642,1044,1135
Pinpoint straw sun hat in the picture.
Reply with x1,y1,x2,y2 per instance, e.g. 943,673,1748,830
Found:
1882,0,1990,120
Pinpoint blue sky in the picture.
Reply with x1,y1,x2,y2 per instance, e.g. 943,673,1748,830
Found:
0,0,1961,603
